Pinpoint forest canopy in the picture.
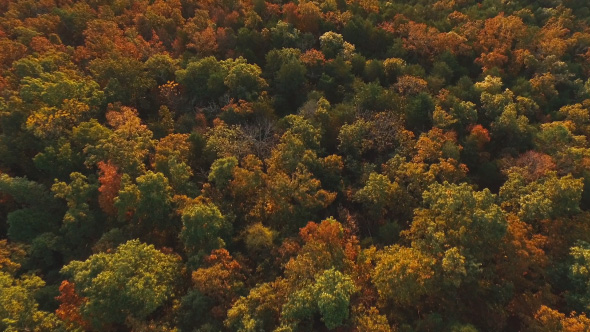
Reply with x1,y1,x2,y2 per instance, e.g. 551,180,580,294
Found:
2,0,590,331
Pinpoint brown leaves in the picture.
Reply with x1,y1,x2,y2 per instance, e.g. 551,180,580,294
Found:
0,240,25,274
380,16,470,60
529,306,590,332
97,160,121,216
474,14,527,71
192,249,246,319
55,280,90,330
186,26,218,57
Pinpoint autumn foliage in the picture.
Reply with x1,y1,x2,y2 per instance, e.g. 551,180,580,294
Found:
1,0,590,331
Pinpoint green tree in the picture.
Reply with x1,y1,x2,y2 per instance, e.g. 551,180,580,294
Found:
281,268,356,330
89,55,156,107
499,171,584,222
114,171,174,240
180,202,231,260
19,70,104,109
372,245,436,307
0,241,63,331
208,156,239,190
144,54,179,86
319,32,350,59
569,241,590,312
61,239,181,330
265,49,307,114
0,174,61,243
175,56,226,106
0,272,63,331
223,58,268,101
52,172,100,260
405,182,507,266
225,280,287,332
353,172,403,223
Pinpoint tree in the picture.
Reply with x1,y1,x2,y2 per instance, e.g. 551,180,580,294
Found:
186,26,219,57
223,57,268,101
86,106,154,177
0,272,63,331
353,172,402,223
558,103,590,137
490,102,535,152
405,92,434,132
372,245,436,307
269,20,303,49
320,31,355,59
225,154,265,220
18,70,104,110
499,171,583,223
353,306,393,332
0,174,60,243
281,268,356,330
144,54,179,86
61,239,181,330
534,121,590,175
33,137,86,181
337,112,414,171
0,241,62,331
405,182,507,265
208,156,238,190
114,171,175,241
243,222,276,254
97,161,121,217
568,241,590,312
284,219,359,284
154,133,194,194
252,169,336,232
528,305,590,332
76,19,140,61
191,249,246,314
474,14,528,72
136,0,184,47
205,122,252,160
175,56,226,106
25,99,95,141
88,55,156,107
179,201,231,260
55,280,91,331
225,280,287,332
52,172,100,259
293,1,321,34
267,50,307,113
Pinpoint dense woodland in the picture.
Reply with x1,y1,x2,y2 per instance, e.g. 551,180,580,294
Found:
4,0,590,331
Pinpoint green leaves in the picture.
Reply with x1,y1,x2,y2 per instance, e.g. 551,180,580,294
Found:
0,272,63,332
224,60,268,101
567,241,590,312
114,171,174,236
61,239,181,330
19,71,104,109
180,202,231,258
407,182,507,261
373,182,508,311
354,172,402,219
0,242,62,331
282,268,356,330
500,171,583,222
372,245,436,306
176,56,267,105
314,269,357,329
209,156,239,188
